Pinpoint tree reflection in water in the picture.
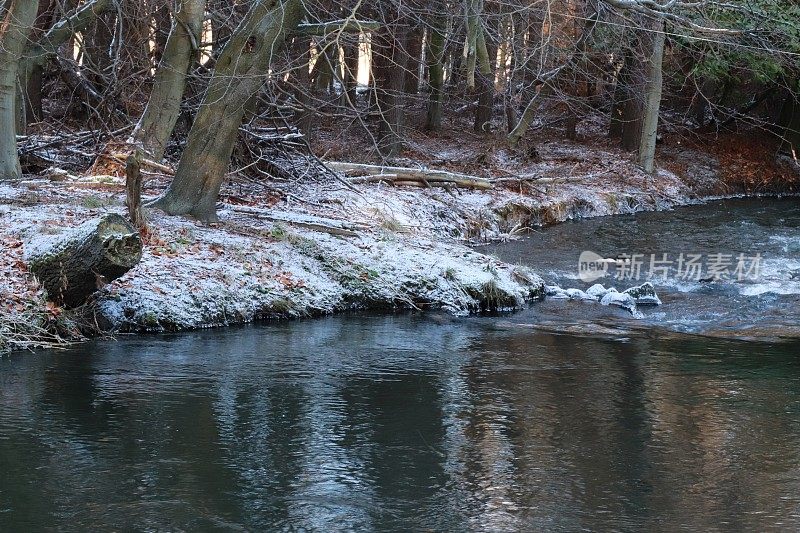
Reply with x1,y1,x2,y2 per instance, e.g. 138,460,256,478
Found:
1,315,799,531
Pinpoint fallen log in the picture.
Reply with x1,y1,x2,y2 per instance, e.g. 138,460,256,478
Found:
229,205,366,236
25,213,143,307
326,161,493,190
491,174,590,184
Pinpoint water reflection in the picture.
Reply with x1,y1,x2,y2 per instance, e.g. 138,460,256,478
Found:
1,315,799,531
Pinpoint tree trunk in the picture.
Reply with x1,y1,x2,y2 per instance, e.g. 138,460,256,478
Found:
20,0,55,130
689,79,717,130
447,47,464,90
403,26,422,94
22,0,112,124
291,37,314,136
126,149,146,229
22,62,44,127
609,48,632,138
504,12,523,132
564,0,587,141
327,161,492,189
373,22,409,158
343,39,359,103
612,27,647,151
779,89,800,156
25,213,143,308
473,26,494,133
620,90,644,150
130,0,205,160
0,0,40,181
507,83,547,148
424,13,445,131
637,19,665,174
151,0,304,223
464,0,481,90
83,11,114,92
508,10,597,147
312,44,334,93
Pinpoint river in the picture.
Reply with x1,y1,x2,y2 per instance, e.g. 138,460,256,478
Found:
1,199,799,531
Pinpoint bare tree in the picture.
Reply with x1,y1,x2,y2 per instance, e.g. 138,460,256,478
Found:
373,12,409,157
638,17,665,174
151,0,305,222
424,10,446,131
129,0,205,160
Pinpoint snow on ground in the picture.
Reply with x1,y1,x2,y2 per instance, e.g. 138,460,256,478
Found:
0,136,791,349
2,178,548,338
92,207,545,332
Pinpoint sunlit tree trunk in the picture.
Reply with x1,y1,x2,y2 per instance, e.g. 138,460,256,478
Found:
151,0,304,222
637,18,665,174
130,0,205,160
464,0,480,90
473,26,494,133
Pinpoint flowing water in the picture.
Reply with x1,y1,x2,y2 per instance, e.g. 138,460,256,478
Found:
1,199,799,531
489,197,800,340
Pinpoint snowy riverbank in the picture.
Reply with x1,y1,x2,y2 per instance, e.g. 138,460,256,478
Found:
1,139,797,351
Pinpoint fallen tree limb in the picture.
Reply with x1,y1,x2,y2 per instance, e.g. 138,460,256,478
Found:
228,205,367,236
109,153,175,175
492,174,590,184
326,161,492,189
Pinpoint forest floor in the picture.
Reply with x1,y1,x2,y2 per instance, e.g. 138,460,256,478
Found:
2,111,799,352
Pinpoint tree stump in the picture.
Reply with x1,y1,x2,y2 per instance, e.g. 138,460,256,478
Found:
126,148,146,229
25,213,143,307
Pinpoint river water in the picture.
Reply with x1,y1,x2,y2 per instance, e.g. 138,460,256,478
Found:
1,199,799,531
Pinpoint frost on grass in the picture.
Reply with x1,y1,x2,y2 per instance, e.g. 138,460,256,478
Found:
321,142,696,243
93,210,545,332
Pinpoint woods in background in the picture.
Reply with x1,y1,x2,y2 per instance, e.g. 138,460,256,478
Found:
0,0,798,221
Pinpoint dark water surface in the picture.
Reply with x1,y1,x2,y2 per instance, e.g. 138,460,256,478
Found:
2,199,800,531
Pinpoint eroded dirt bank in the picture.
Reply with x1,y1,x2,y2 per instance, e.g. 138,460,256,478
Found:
1,136,797,352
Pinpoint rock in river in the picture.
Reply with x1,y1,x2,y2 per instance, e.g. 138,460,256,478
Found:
623,282,662,305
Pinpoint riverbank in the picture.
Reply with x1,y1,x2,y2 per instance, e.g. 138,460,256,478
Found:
2,132,797,352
